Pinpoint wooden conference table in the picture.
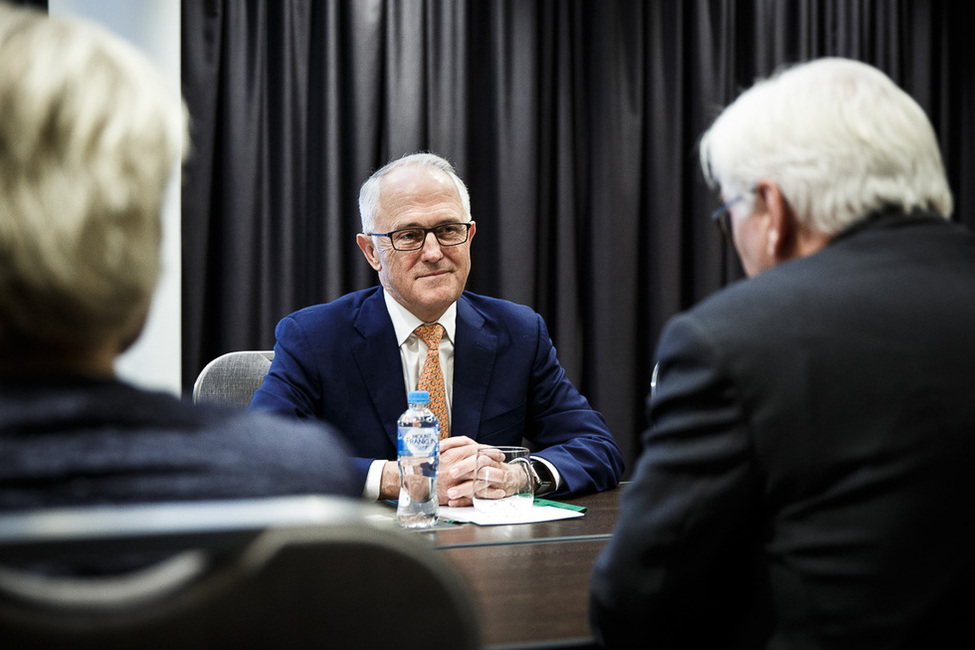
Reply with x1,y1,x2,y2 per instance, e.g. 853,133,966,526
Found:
417,486,624,649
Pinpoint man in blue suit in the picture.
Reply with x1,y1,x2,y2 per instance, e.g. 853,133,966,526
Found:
251,153,623,505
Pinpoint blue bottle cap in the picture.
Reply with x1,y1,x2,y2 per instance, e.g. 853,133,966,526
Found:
408,390,429,404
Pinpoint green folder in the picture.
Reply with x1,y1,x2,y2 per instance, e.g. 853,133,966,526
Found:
533,497,587,513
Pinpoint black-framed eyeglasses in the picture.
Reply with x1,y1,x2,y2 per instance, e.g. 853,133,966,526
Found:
710,195,745,244
366,221,474,251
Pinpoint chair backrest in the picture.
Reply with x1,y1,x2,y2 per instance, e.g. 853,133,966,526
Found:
192,350,275,407
0,496,481,649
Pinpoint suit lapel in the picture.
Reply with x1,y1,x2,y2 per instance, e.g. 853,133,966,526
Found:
452,296,497,441
351,289,406,448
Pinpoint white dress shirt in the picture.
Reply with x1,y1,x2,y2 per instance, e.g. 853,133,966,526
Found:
363,291,456,500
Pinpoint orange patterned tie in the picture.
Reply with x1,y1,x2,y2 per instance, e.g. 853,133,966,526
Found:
414,323,449,439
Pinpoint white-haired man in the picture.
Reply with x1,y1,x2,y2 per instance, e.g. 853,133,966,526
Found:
0,3,356,510
252,152,624,505
590,58,975,648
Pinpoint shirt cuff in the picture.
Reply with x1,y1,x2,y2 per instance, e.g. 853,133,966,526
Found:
363,459,387,501
530,455,562,491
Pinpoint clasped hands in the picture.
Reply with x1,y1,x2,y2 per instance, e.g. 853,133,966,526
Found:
441,436,513,507
381,436,525,507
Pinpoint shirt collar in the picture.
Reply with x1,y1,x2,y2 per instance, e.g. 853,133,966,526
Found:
382,288,457,346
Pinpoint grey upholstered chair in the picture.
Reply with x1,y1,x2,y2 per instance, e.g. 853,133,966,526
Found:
0,496,481,649
192,350,275,408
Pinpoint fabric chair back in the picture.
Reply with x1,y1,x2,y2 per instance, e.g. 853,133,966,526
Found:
192,350,275,407
0,496,481,649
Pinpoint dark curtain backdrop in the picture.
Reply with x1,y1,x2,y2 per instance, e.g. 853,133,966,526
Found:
182,0,974,474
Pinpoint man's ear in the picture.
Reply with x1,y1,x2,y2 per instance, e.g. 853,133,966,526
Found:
756,181,798,262
356,233,382,271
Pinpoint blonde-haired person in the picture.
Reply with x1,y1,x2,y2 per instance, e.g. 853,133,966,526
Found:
0,3,355,511
591,58,975,648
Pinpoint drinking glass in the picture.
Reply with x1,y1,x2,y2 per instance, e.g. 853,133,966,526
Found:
472,446,534,512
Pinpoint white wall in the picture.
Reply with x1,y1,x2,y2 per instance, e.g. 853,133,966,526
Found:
49,0,183,396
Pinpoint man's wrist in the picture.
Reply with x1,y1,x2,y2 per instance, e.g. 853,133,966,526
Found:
528,459,556,496
379,460,401,500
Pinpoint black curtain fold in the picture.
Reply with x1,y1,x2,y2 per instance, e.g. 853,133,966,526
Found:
182,0,973,475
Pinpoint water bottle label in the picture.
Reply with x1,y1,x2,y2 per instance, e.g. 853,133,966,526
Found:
398,428,439,456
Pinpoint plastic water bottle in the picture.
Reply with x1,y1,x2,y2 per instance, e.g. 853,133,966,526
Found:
396,390,440,528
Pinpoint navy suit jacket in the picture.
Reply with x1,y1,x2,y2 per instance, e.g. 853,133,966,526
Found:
251,287,623,494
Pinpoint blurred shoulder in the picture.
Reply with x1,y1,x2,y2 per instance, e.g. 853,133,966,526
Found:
192,403,358,495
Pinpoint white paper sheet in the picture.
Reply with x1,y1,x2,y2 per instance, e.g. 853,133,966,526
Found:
439,504,584,526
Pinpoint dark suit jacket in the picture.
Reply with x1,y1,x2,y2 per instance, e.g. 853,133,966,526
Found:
590,210,975,649
251,288,624,494
0,372,358,511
